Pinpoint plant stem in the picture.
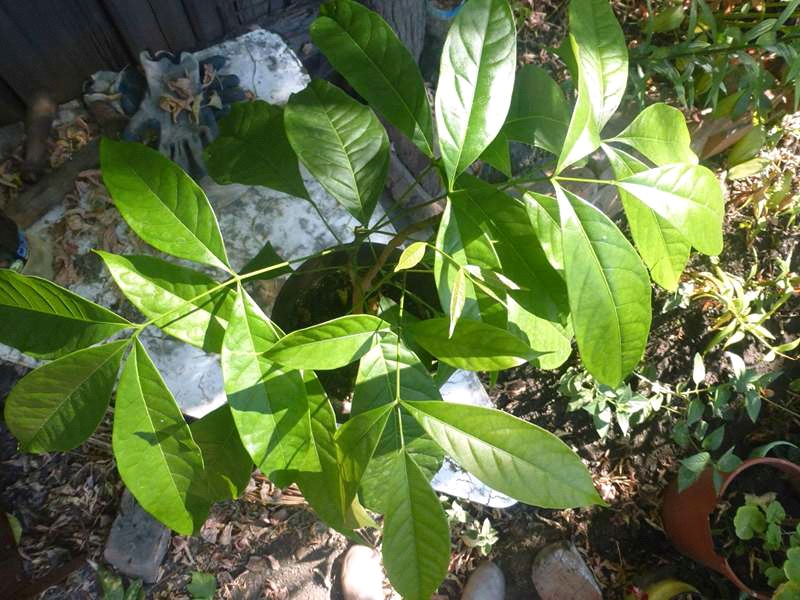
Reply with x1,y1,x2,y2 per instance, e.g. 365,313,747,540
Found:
354,215,440,311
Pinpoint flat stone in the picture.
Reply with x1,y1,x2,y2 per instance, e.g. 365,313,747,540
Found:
530,541,602,600
103,490,171,583
461,561,505,600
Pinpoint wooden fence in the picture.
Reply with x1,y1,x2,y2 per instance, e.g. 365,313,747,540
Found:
0,0,291,125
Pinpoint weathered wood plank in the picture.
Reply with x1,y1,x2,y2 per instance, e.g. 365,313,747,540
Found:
0,0,128,105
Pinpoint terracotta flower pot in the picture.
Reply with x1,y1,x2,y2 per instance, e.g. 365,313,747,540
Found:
662,457,800,599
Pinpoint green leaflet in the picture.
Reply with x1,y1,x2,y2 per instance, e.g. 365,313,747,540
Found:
285,79,389,225
402,400,604,508
262,315,390,370
295,371,373,535
204,101,309,200
603,144,691,291
556,43,601,172
4,340,128,452
0,270,130,359
523,192,564,273
221,287,317,485
557,0,628,171
503,64,569,156
311,0,434,156
616,164,725,256
381,451,451,600
409,318,539,370
189,404,253,502
395,242,427,273
114,340,209,535
98,252,235,353
608,103,698,166
334,403,393,499
435,0,516,187
568,0,628,130
555,185,651,386
100,139,230,270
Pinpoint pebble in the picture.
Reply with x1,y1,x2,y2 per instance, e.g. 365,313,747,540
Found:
340,545,384,600
530,541,603,600
461,561,505,600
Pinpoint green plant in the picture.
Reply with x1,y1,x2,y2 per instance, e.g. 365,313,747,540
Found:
630,0,800,124
0,0,725,597
95,566,144,600
689,248,799,359
186,571,217,600
445,500,499,556
733,494,800,598
559,366,662,437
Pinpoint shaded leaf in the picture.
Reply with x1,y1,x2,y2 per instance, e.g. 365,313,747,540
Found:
4,341,128,452
189,404,253,502
285,79,389,225
101,139,229,270
114,340,209,535
479,131,512,177
503,64,569,155
435,0,516,186
0,270,130,359
312,0,433,156
555,185,651,386
204,101,309,199
403,400,603,507
238,242,291,281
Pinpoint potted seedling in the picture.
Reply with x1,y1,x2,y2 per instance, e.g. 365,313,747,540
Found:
663,456,800,599
0,0,725,597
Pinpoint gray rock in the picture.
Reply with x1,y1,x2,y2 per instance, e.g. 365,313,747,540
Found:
530,541,602,600
461,561,505,600
103,490,171,583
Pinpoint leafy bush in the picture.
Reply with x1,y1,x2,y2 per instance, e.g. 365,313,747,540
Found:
0,0,725,596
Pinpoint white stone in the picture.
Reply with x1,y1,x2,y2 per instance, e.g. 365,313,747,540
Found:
340,545,384,600
461,561,505,600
